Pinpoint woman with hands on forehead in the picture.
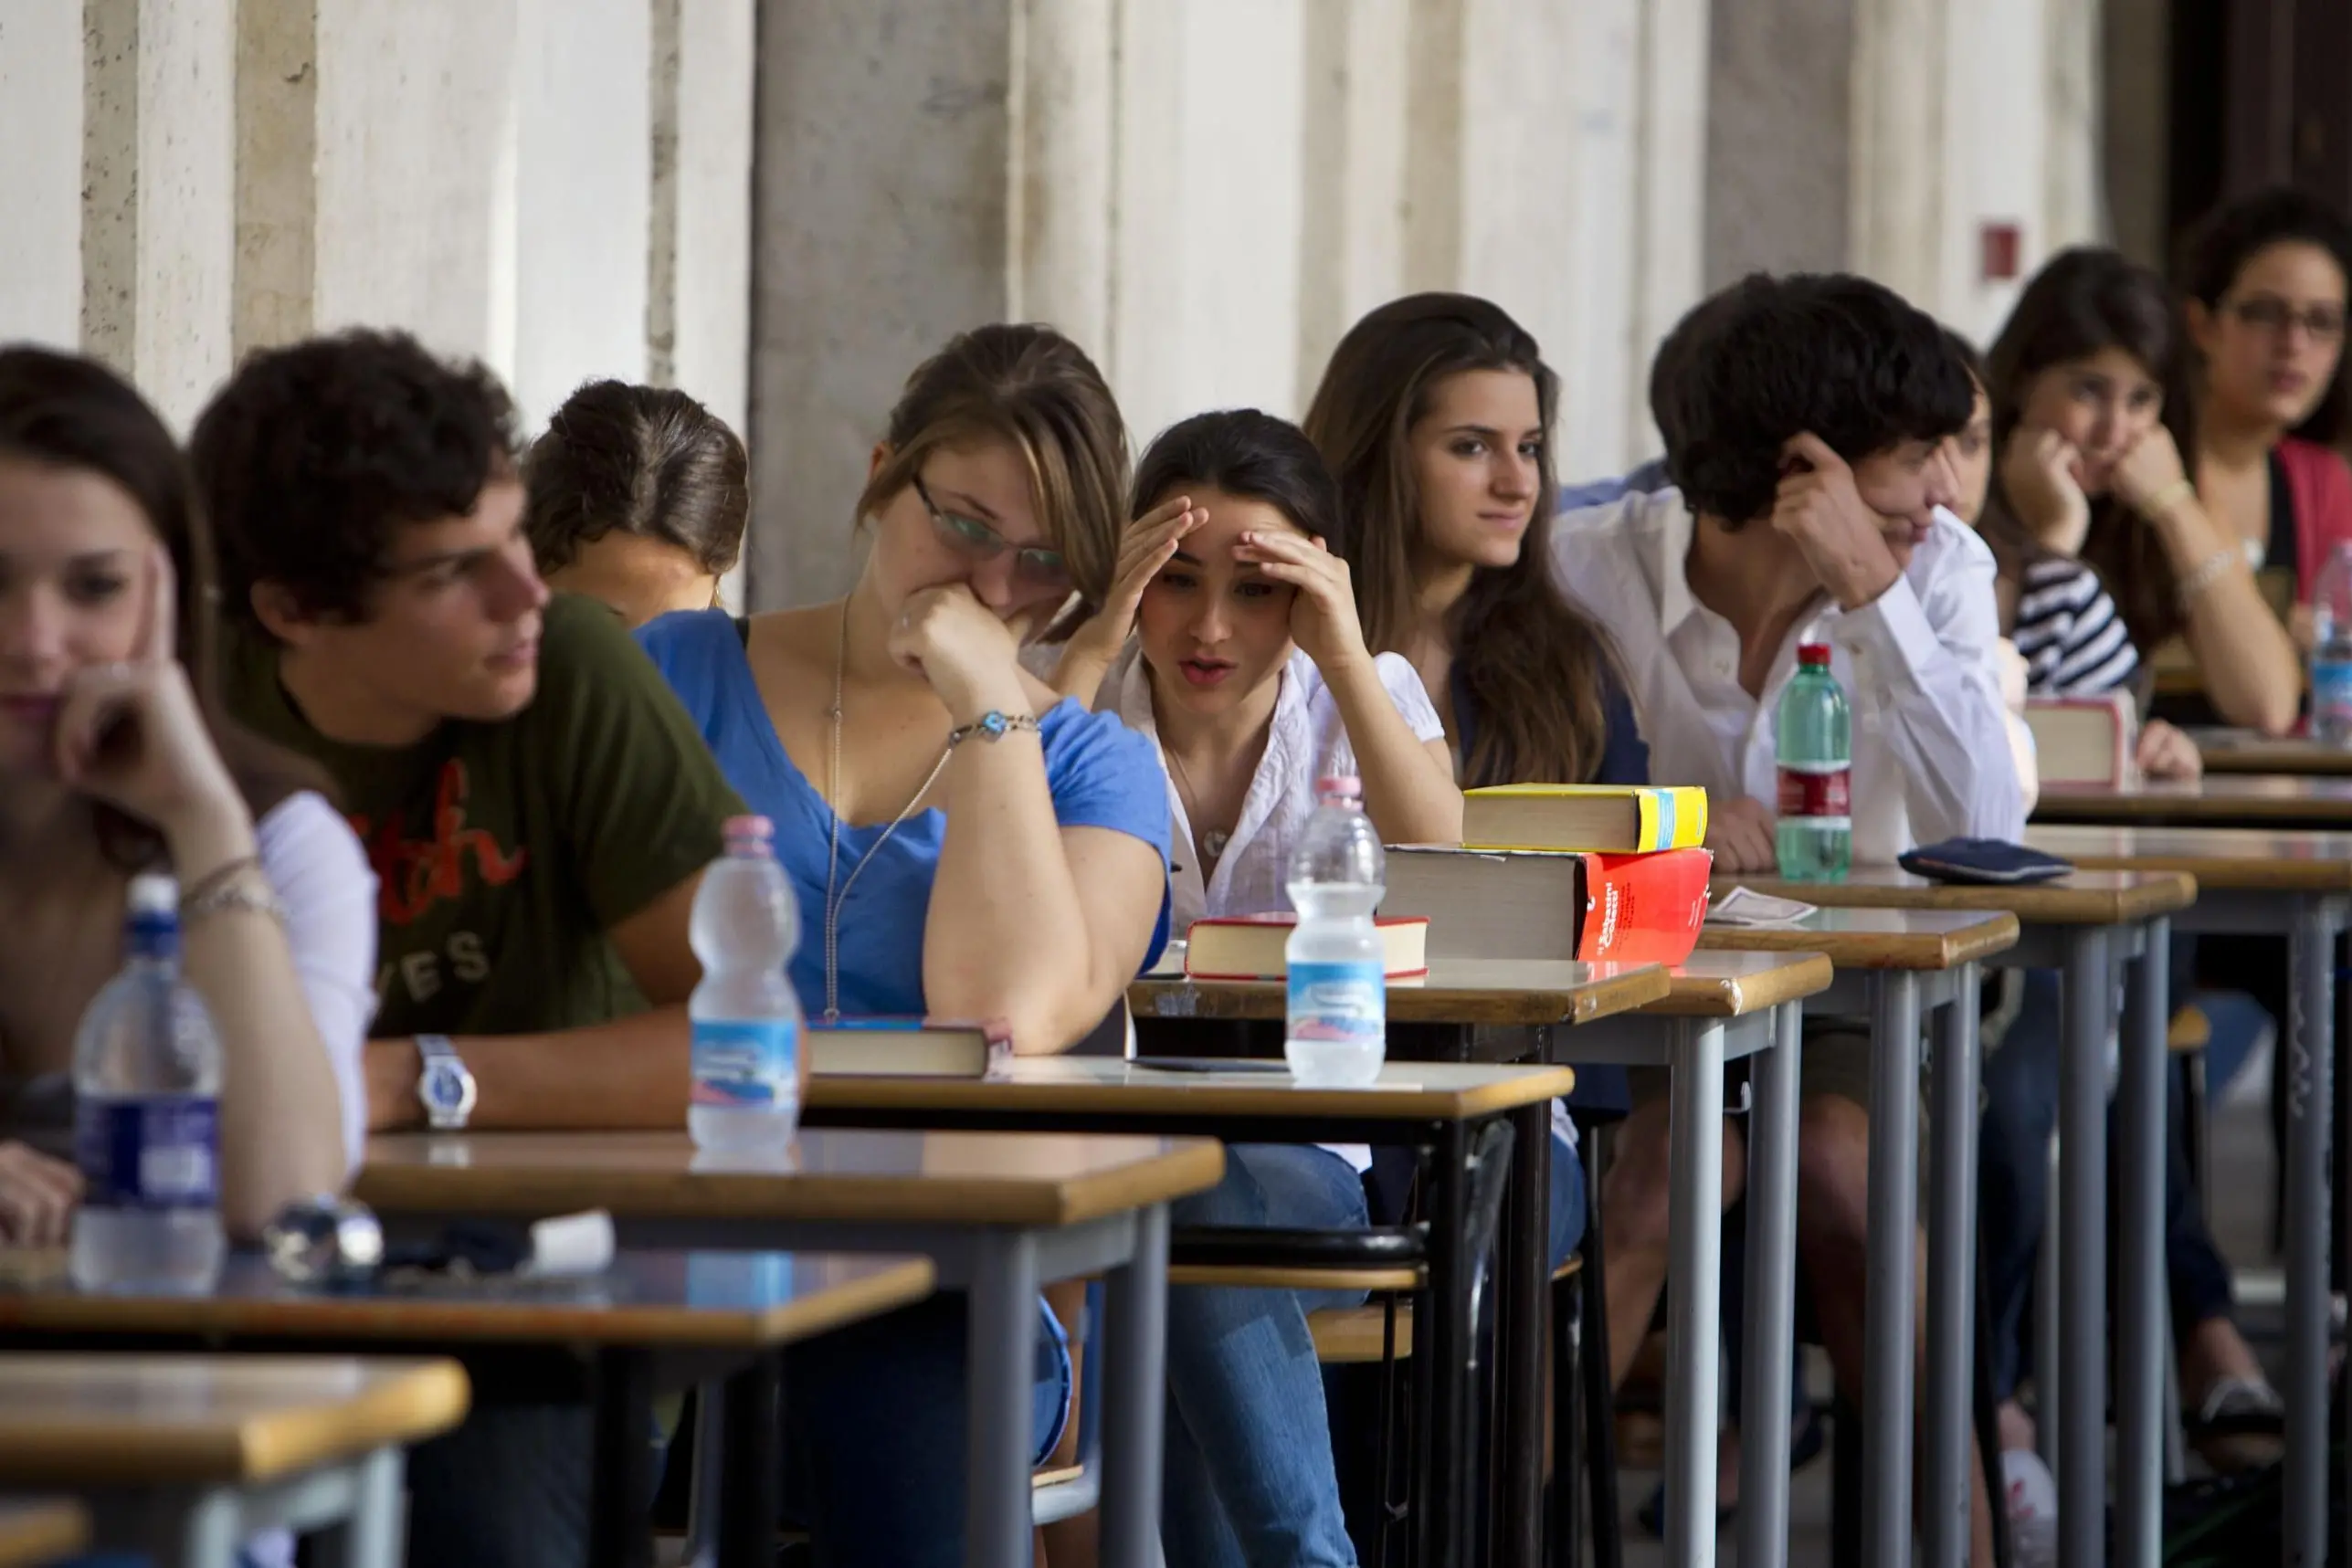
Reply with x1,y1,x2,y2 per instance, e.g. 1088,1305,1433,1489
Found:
0,346,370,1247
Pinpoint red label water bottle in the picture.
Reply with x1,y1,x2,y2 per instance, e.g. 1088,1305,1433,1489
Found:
1774,643,1851,881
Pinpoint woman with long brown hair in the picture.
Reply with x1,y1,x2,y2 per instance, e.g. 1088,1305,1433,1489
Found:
0,345,368,1243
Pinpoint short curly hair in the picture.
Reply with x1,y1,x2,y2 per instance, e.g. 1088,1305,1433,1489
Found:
1658,272,1974,526
190,329,521,634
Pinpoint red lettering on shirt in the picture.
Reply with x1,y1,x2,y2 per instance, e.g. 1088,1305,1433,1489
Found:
349,760,529,925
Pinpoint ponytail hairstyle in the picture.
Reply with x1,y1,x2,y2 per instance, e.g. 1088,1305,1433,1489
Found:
1303,292,1621,786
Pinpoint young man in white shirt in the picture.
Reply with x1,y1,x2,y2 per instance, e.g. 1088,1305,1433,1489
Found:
1556,272,2014,1561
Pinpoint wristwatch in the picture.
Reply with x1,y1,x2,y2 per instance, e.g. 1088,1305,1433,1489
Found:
415,1035,478,1131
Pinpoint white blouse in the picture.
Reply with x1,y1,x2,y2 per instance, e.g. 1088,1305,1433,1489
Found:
255,790,380,1177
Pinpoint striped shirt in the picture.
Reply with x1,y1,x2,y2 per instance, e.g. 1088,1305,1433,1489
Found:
2012,554,2139,697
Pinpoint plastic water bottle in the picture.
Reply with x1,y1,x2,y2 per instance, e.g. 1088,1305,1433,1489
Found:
2311,542,2352,747
1284,776,1387,1087
70,874,225,1294
1775,642,1852,881
688,816,805,1153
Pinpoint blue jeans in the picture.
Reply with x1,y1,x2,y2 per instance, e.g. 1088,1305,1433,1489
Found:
1165,1133,1587,1568
1977,971,2235,1399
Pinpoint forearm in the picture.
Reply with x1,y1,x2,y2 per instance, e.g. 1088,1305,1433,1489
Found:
1323,658,1462,845
364,1008,692,1131
1043,632,1122,710
926,735,1115,1053
2150,499,2300,733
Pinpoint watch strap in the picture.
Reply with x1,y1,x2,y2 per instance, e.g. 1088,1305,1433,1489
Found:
415,1034,475,1130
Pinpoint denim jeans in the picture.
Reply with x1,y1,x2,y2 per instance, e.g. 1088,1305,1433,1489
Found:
1164,1133,1587,1568
406,1291,1069,1568
1978,970,2236,1398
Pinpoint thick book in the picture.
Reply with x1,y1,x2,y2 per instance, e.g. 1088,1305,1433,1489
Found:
806,1018,1011,1078
1183,913,1430,981
1460,784,1709,854
2024,692,2138,787
1381,845,1712,964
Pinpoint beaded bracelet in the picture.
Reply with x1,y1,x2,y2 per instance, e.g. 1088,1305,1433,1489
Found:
2175,546,2240,609
181,858,289,927
2143,478,2196,521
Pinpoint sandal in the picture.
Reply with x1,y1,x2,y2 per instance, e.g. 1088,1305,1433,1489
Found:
2187,1376,2284,1476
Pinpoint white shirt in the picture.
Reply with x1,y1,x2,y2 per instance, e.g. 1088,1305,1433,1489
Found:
1102,645,1446,1174
1100,646,1448,931
256,791,380,1177
1551,489,2025,861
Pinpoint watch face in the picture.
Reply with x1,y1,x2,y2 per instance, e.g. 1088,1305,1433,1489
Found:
421,1058,472,1115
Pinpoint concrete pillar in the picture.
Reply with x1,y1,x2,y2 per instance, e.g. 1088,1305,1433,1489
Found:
2102,0,2170,268
1706,0,1853,286
653,0,755,436
747,0,1016,607
1296,0,1409,394
1849,0,1949,312
0,1,88,349
81,0,237,429
1010,0,1113,353
235,0,317,361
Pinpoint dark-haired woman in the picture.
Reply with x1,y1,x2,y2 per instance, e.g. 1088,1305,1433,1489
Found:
0,345,369,1243
1053,408,1509,1564
525,379,749,627
2182,188,2352,647
1986,247,2300,734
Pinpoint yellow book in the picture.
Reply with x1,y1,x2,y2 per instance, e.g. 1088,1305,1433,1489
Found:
1458,784,1709,854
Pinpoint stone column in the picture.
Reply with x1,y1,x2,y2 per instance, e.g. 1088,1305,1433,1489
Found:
1706,0,1853,286
0,1,90,349
1296,0,1409,392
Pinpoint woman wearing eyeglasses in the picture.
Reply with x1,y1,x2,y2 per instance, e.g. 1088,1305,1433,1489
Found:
2182,188,2352,654
637,324,1170,1567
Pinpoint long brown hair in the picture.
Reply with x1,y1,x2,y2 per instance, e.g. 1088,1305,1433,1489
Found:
525,379,749,574
0,346,323,868
858,324,1130,640
1303,293,1620,786
1982,247,2199,653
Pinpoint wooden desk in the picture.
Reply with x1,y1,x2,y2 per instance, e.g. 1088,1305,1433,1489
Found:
0,1501,87,1568
1700,905,2019,972
2023,821,2352,1563
2189,730,2352,777
358,1130,1215,1568
1644,950,1834,1017
2035,773,2352,827
1130,957,1669,1041
1713,866,2189,1568
0,1353,464,1567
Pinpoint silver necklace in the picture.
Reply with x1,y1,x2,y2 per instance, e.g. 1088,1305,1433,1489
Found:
820,602,954,1023
1162,745,1232,863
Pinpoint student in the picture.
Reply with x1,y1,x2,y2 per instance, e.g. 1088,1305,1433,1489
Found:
524,379,750,627
0,345,367,1244
2181,187,2352,641
191,329,744,1568
1952,331,2283,1491
1554,272,2013,1561
1985,247,2300,735
636,322,1170,1567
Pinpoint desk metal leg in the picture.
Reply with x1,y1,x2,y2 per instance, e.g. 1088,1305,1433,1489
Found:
717,1356,781,1568
2288,899,2338,1568
2115,920,2169,1568
967,1229,1043,1568
2057,927,2111,1568
1864,971,1921,1568
1925,963,1983,1568
1663,1017,1727,1568
1425,1119,1475,1568
590,1347,656,1568
1500,1100,1552,1568
1739,1000,1805,1568
1100,1202,1171,1568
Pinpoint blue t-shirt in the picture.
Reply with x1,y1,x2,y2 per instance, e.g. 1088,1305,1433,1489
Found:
638,609,1172,1018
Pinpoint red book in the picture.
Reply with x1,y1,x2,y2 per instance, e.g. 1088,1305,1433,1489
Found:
1381,845,1713,965
1574,848,1712,963
1183,914,1431,981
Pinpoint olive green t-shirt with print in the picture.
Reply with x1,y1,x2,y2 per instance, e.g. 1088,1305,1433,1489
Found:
222,593,745,1038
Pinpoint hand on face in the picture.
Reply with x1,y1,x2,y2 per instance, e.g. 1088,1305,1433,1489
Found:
0,1141,80,1246
2001,427,2091,534
1070,495,1205,658
1231,530,1369,674
2110,424,2192,520
887,582,1033,719
1705,795,1779,874
1770,434,1904,610
52,545,246,845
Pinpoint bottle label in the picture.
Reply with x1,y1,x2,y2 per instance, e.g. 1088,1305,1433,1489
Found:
691,1019,799,1110
75,1093,218,1210
1286,960,1386,1047
2315,658,2352,719
1776,763,1851,825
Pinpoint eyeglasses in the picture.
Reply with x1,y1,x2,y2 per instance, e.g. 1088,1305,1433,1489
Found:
912,475,1071,593
2227,296,2347,342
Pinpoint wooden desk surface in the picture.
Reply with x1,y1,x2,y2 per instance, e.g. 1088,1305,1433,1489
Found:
0,1250,936,1351
813,1056,1577,1122
1714,867,2196,925
1646,951,1836,1016
0,1501,86,1568
357,1129,1226,1230
2190,730,2352,777
2034,774,2352,826
1698,904,2020,968
1128,959,1669,1028
2027,823,2352,892
0,1353,468,1486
